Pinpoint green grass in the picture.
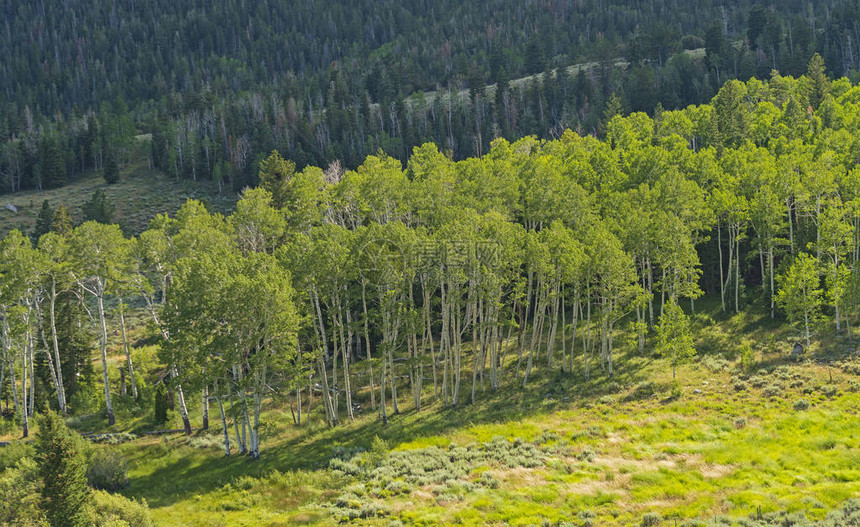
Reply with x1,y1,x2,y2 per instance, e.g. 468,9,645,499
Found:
6,295,859,525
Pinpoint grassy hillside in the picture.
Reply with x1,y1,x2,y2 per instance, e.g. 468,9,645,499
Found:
0,161,236,238
34,297,856,526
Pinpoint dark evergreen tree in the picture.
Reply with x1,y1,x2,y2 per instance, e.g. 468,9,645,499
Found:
806,53,830,110
81,189,115,224
103,149,119,185
35,411,91,527
39,135,66,189
32,200,54,242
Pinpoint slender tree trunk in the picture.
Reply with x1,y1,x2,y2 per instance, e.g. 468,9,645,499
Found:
96,288,115,426
342,295,354,421
361,281,375,411
787,199,795,255
769,244,775,318
48,282,67,414
317,353,337,427
202,385,210,430
718,224,726,312
735,231,741,313
174,377,192,435
213,378,230,455
36,301,62,412
118,299,138,399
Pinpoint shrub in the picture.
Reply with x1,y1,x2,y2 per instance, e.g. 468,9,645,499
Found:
749,376,767,388
734,381,749,392
793,399,810,411
641,512,662,526
479,474,500,489
535,430,559,445
88,489,152,526
739,342,756,371
821,385,839,397
0,441,33,471
628,382,657,400
702,356,730,372
734,417,747,429
87,448,129,491
365,436,390,468
762,384,783,398
577,447,595,462
0,457,47,525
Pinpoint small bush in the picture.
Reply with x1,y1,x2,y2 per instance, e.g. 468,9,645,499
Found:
703,356,730,372
793,399,810,411
479,474,500,489
534,430,559,445
88,489,152,527
0,441,33,471
749,376,767,388
738,342,756,371
628,382,657,400
762,384,783,398
365,436,390,468
734,417,747,429
87,448,129,491
733,381,749,392
577,447,595,463
641,512,662,526
821,385,839,397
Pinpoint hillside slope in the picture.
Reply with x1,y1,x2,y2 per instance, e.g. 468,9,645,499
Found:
0,161,236,237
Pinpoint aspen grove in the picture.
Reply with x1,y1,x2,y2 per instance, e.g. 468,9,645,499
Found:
3,66,860,457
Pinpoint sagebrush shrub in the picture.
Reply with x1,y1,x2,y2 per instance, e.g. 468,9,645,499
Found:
87,448,129,491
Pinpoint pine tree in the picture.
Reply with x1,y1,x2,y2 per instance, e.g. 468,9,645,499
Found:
39,135,67,189
81,189,115,224
32,200,54,242
52,205,74,235
806,53,830,110
103,149,119,184
35,411,91,527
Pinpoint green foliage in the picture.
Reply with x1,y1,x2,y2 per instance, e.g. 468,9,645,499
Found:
87,448,129,491
103,150,120,185
87,489,152,527
81,189,116,224
153,382,168,425
739,342,757,371
655,301,695,379
777,253,825,347
35,411,91,527
32,200,54,242
0,457,47,525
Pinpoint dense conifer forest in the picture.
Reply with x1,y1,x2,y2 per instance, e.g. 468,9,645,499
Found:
5,0,860,193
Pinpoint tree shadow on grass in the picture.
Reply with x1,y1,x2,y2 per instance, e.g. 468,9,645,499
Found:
123,350,653,508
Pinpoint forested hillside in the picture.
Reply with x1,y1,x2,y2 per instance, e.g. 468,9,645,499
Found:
5,0,860,195
3,64,860,523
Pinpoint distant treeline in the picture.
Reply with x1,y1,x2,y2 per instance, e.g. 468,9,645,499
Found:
4,1,860,193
